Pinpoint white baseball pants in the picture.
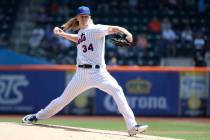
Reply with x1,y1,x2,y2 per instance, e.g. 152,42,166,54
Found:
36,67,137,130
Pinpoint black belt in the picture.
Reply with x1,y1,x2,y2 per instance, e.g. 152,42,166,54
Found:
78,64,100,69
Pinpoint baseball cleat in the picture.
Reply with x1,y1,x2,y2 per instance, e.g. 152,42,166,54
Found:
128,124,149,136
22,114,38,124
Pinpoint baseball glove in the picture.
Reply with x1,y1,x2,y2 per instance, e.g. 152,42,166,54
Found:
111,33,132,47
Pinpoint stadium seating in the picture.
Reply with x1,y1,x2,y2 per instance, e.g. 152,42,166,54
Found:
0,0,21,45
3,0,210,66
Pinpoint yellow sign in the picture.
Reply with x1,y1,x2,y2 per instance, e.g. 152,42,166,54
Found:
74,96,88,108
187,96,201,110
126,78,151,94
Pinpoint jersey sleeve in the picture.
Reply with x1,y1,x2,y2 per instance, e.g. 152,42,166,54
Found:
95,25,109,38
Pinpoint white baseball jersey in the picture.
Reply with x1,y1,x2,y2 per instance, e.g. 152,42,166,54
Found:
76,24,109,67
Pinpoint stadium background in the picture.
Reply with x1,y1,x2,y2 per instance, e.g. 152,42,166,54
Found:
0,0,210,139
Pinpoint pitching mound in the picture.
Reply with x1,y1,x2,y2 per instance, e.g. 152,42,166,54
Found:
0,122,181,140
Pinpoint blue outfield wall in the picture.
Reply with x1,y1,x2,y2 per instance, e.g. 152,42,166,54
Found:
0,68,209,116
0,71,65,113
96,72,179,116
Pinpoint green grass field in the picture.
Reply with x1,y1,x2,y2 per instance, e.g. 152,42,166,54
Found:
0,116,210,140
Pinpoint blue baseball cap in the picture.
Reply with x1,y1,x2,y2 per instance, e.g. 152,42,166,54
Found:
76,6,91,16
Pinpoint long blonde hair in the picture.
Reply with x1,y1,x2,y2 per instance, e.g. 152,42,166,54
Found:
62,17,79,31
62,16,93,31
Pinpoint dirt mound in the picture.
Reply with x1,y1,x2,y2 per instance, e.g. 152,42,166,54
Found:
0,122,181,140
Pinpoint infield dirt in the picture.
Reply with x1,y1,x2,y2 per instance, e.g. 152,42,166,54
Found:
0,122,182,140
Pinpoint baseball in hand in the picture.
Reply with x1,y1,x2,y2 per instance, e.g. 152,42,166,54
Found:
53,27,64,35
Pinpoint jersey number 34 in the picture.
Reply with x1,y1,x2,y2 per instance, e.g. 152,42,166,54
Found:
82,43,94,53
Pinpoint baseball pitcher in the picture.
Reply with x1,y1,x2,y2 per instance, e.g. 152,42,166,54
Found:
22,6,148,136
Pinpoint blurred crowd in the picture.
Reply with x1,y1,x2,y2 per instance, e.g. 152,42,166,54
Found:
27,0,210,66
146,16,209,66
0,0,19,47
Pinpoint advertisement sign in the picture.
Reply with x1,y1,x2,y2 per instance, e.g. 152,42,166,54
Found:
179,72,209,116
96,71,179,116
0,71,65,113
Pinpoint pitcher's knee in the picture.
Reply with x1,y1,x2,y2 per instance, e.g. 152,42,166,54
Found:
117,86,123,93
112,86,123,94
